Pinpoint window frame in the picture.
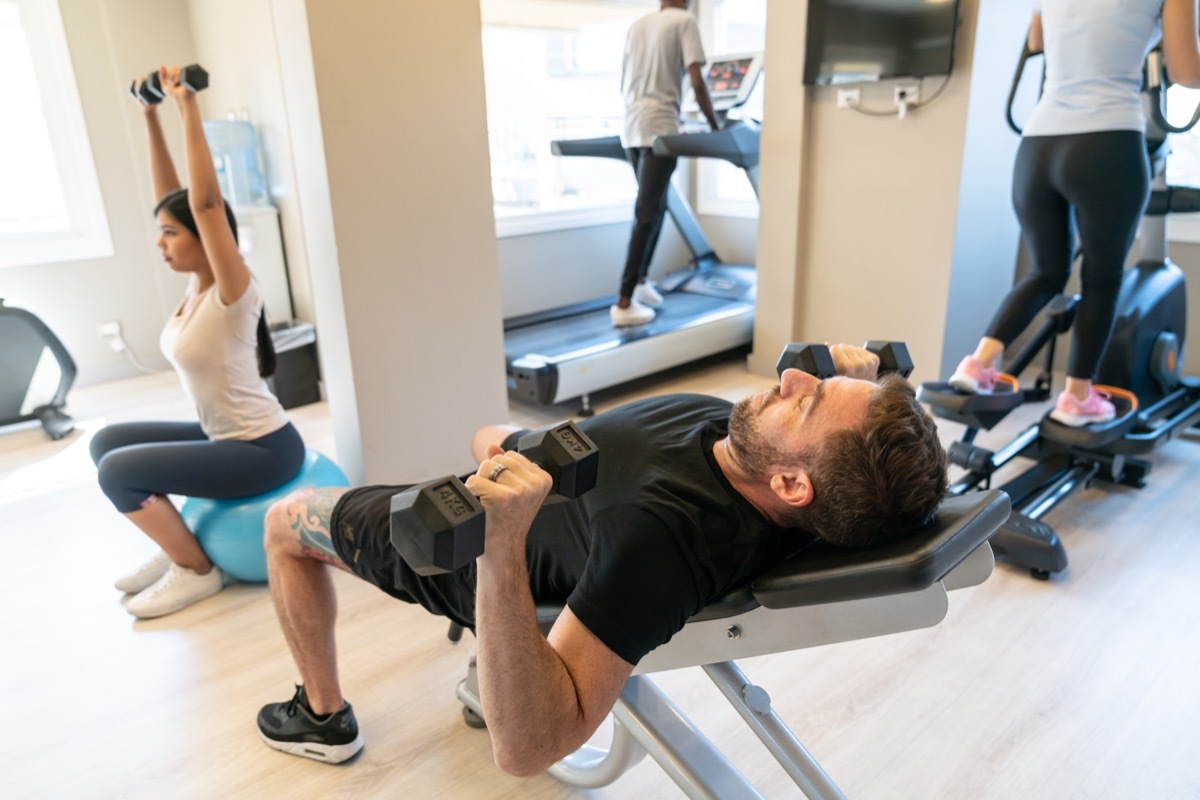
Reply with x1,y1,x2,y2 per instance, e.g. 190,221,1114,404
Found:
694,0,764,220
0,0,112,269
481,4,643,239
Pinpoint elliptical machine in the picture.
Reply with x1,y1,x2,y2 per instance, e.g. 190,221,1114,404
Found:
919,39,1200,579
0,297,77,440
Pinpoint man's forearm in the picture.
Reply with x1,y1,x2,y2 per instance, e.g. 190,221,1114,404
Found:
696,88,719,131
475,540,585,776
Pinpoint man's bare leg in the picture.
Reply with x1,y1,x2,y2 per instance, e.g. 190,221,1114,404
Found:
264,486,352,714
472,425,522,463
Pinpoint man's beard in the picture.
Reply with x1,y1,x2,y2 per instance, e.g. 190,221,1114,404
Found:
727,393,791,478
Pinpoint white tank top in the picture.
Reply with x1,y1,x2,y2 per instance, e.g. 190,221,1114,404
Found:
160,280,290,441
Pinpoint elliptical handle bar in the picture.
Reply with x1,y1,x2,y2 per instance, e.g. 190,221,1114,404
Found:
1006,38,1043,136
1145,45,1200,135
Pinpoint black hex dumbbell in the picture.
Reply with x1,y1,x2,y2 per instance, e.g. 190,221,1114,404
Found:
775,342,836,379
129,64,209,105
863,340,914,378
777,341,914,379
389,420,600,575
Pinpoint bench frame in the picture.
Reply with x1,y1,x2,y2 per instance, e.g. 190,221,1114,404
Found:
455,490,1007,799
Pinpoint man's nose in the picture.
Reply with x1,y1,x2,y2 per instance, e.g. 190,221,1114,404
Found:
779,368,820,398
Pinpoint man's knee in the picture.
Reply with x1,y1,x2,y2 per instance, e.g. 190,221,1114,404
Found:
263,490,312,556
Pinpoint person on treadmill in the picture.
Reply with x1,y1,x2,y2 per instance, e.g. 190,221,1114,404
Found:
610,0,720,328
254,343,948,770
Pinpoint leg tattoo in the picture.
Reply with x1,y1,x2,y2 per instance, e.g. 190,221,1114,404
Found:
286,488,350,571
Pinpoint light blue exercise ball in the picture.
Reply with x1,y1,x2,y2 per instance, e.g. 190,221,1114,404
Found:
180,450,350,582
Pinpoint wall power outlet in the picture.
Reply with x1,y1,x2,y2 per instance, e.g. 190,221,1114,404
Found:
894,84,920,106
836,88,861,109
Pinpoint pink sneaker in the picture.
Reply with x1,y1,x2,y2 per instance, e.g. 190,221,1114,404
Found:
1049,387,1115,427
948,356,997,394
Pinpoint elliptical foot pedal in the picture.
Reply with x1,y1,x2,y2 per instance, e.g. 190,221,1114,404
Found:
1040,385,1138,449
988,510,1068,578
917,373,1022,430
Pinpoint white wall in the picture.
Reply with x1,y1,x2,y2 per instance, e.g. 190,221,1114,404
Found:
7,0,197,385
298,0,509,483
752,0,1033,385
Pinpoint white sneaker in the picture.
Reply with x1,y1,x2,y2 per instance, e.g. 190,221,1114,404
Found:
611,299,656,327
114,550,172,594
126,563,224,619
633,282,664,308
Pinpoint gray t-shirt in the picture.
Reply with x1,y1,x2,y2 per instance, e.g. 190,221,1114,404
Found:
620,8,707,148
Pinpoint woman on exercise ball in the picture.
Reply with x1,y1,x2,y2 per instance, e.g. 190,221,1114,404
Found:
949,0,1200,426
90,65,304,619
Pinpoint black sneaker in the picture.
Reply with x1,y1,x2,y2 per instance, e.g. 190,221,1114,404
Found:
257,685,364,763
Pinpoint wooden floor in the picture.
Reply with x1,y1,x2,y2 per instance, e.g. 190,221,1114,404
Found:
3,352,1200,799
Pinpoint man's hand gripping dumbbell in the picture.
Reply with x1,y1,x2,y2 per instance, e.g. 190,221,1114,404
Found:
389,421,599,575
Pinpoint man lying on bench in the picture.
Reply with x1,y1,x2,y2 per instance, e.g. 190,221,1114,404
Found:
255,343,949,773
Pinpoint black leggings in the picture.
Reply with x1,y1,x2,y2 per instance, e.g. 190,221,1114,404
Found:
620,147,679,300
90,421,306,513
986,130,1149,380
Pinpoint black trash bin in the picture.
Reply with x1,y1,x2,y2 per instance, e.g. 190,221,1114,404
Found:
267,321,321,409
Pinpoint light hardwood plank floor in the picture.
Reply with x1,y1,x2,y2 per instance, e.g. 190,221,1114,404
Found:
2,352,1199,799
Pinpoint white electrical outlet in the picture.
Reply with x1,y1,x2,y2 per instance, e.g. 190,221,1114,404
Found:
836,88,861,109
98,320,122,338
894,84,920,106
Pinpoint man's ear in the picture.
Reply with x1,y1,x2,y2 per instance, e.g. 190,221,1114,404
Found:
769,467,814,509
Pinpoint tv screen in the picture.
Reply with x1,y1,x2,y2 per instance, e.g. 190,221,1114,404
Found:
802,0,961,86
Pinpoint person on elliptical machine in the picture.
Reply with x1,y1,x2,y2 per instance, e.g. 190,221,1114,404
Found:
949,0,1200,426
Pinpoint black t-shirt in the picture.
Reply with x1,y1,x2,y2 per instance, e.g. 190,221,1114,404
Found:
332,394,814,666
524,394,812,664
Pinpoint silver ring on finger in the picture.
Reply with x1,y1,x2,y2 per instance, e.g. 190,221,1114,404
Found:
489,463,509,482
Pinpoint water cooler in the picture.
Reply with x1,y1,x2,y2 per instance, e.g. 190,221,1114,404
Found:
205,119,321,409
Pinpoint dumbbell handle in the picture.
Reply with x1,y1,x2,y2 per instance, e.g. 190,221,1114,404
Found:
389,460,556,577
390,420,599,575
776,341,913,380
129,64,209,106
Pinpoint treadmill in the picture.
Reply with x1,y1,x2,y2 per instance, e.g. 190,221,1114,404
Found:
505,53,764,414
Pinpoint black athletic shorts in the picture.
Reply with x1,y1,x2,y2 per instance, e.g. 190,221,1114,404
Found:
328,429,528,631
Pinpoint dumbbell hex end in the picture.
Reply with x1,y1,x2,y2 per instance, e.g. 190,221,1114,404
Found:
390,477,485,576
517,421,600,500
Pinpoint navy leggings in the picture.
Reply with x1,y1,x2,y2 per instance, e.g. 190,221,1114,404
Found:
986,130,1150,380
90,421,305,513
620,147,679,300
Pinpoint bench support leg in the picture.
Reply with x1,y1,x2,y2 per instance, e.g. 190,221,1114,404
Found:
704,661,848,800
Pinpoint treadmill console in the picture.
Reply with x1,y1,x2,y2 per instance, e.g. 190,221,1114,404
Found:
685,52,763,114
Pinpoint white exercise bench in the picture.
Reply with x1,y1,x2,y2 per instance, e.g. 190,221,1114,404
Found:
456,489,1009,799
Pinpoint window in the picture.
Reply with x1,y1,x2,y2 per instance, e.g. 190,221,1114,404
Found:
1163,85,1200,243
696,0,766,217
481,1,653,237
0,0,111,269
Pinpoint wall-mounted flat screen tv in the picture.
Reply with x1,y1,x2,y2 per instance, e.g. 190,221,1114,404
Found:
802,0,962,86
